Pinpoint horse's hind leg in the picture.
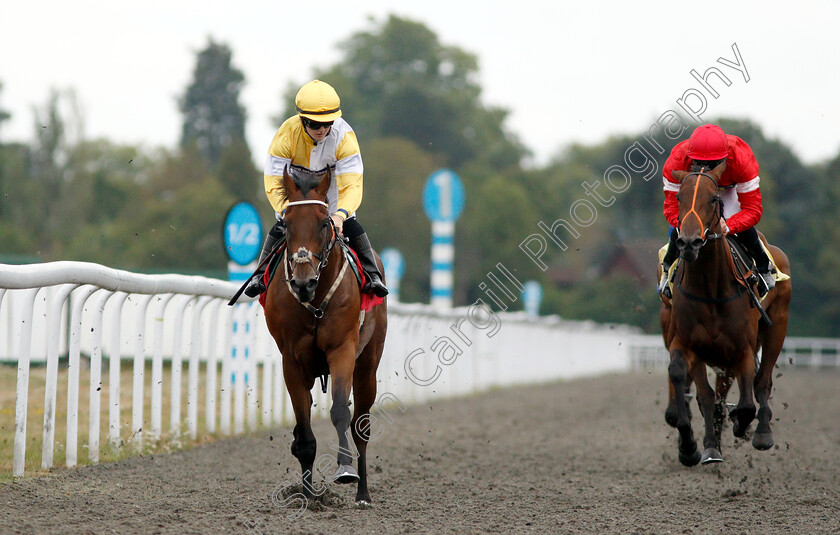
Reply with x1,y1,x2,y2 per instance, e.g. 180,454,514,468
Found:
713,372,734,447
753,300,789,450
350,355,379,505
668,347,701,466
729,354,757,438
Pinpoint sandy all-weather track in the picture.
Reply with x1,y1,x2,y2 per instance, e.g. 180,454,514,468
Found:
2,368,839,534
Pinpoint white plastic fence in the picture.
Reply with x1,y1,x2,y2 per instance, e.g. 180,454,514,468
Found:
2,261,832,478
627,333,840,370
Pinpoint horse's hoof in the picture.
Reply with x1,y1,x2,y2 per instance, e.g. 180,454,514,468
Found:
729,406,756,438
679,446,702,467
752,432,774,451
354,499,372,509
333,464,359,484
700,448,723,464
677,433,701,467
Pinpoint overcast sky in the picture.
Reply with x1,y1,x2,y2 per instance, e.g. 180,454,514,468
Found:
2,1,839,169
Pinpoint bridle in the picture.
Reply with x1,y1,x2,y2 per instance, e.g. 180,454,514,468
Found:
282,199,347,318
675,169,748,304
678,169,726,246
284,200,335,278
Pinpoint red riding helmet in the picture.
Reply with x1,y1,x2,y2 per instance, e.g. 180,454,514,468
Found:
687,124,729,161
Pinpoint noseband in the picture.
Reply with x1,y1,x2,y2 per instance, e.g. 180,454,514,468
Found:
284,200,336,284
679,170,725,246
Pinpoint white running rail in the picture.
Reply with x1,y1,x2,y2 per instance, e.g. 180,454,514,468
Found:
6,260,828,478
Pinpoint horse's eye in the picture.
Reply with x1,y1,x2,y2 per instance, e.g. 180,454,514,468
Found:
675,194,680,201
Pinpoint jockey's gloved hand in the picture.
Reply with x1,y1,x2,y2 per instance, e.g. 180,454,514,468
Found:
331,213,345,235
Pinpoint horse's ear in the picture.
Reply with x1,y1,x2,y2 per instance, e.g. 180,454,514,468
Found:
672,170,688,182
283,166,299,198
313,167,331,199
711,160,727,179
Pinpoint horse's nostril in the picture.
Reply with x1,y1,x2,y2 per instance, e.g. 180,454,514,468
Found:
691,238,704,249
676,237,686,249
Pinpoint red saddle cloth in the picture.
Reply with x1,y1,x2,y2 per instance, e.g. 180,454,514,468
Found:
258,245,384,312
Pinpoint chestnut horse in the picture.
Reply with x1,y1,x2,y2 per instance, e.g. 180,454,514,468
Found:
263,166,387,505
661,162,791,466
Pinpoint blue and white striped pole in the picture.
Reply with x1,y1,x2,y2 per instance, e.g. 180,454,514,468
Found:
380,248,405,303
423,169,465,311
222,202,262,402
430,221,455,309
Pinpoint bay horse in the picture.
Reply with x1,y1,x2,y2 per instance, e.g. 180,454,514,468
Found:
263,165,387,505
661,162,791,466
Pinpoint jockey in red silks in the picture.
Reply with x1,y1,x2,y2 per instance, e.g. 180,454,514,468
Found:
658,124,776,298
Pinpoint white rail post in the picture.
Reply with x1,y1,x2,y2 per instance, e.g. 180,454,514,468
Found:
150,293,175,440
88,289,113,464
219,304,235,436
273,344,285,426
245,303,259,431
169,295,194,436
0,289,6,357
13,288,40,477
233,303,246,435
257,306,273,427
107,292,128,448
131,294,154,448
66,285,99,468
42,283,79,469
204,300,222,434
187,296,212,439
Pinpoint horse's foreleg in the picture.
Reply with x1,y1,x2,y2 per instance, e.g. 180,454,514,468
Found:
668,347,701,466
328,344,358,485
665,377,693,428
284,363,317,499
730,353,757,438
691,364,723,464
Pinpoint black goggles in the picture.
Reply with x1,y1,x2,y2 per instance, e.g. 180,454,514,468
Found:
302,117,334,130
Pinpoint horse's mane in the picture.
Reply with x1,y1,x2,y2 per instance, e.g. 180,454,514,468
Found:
288,165,330,196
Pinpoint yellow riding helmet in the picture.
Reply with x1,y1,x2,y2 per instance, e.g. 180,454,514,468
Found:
295,80,342,122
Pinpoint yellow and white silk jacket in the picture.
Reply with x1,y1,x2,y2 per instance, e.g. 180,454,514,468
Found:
263,116,364,219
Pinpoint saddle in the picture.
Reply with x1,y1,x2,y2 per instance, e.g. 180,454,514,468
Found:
657,237,789,307
257,239,384,313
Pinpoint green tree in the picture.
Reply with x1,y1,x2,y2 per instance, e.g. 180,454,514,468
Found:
217,138,260,204
52,139,145,260
179,37,256,200
28,89,72,251
0,81,10,138
277,15,527,171
360,137,440,303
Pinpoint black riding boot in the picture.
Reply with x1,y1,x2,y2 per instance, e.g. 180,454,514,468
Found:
243,221,286,298
733,226,775,296
343,218,388,298
658,228,679,299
